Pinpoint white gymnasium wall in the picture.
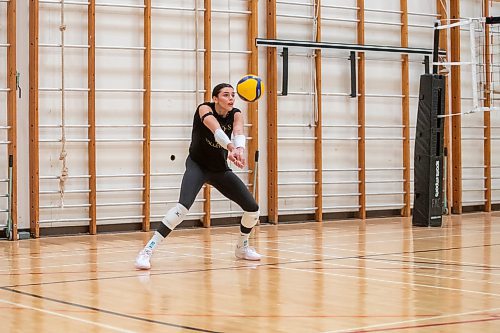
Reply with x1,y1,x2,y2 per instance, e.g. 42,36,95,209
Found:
12,0,499,230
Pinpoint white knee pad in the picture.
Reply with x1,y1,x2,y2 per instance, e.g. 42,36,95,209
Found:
241,210,259,229
162,203,188,230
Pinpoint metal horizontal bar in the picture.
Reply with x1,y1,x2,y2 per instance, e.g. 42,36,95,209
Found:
151,138,190,142
151,186,182,191
365,93,404,98
323,205,361,210
462,199,487,203
97,2,144,9
278,136,317,140
151,199,205,205
256,38,446,55
366,167,405,171
40,174,90,180
278,124,317,128
323,180,360,185
96,45,145,50
0,88,10,92
366,203,405,208
366,137,404,140
462,165,486,169
323,193,360,197
151,124,191,128
39,124,90,128
96,215,145,221
366,191,405,196
322,137,359,141
278,181,318,186
39,138,88,143
212,49,252,54
408,11,440,18
463,177,486,180
278,194,318,199
151,5,197,11
39,87,90,92
322,124,359,128
408,23,434,29
277,207,318,212
322,168,360,172
150,212,205,219
365,20,402,27
366,179,405,183
96,201,145,207
212,9,250,15
365,7,401,15
366,125,405,128
151,172,184,177
39,217,91,224
322,17,359,24
278,169,317,172
40,203,91,209
40,0,88,5
98,187,144,192
39,43,89,49
151,89,199,93
40,189,90,194
462,188,487,192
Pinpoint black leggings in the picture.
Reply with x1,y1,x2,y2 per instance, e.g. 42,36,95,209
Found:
178,156,259,212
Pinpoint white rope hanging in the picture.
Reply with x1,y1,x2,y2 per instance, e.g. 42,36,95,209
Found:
59,0,69,207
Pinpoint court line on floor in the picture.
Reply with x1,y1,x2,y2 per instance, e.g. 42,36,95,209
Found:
0,287,224,333
0,296,135,333
320,306,500,333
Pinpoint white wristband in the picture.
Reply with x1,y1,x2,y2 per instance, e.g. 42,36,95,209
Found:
214,128,232,150
233,134,246,149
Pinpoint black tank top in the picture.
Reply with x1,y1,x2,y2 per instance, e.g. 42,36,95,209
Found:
189,102,241,172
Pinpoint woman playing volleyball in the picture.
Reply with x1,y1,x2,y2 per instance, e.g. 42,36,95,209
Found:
135,83,261,270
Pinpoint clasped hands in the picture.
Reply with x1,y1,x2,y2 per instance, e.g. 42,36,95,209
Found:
228,146,246,169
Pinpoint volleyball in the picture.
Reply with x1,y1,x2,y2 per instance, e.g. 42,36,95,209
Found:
236,74,264,102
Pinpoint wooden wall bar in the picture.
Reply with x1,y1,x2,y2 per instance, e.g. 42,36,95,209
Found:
357,0,366,219
314,0,323,222
400,0,410,217
142,0,152,231
88,0,96,234
266,0,278,224
247,0,259,204
29,0,40,238
483,0,492,212
450,0,462,214
437,0,451,214
203,0,212,227
7,0,18,240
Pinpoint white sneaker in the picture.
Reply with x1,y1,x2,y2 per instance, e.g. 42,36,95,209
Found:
135,248,152,270
235,246,261,261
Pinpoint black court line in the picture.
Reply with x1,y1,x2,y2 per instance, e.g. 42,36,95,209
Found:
0,287,224,333
2,242,499,289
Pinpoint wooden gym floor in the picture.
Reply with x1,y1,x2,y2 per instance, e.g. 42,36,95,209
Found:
0,213,499,332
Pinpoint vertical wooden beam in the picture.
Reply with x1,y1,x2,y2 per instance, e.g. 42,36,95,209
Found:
357,0,366,219
267,0,278,224
247,0,259,204
88,0,96,234
7,0,18,240
203,0,212,227
483,0,492,212
400,0,410,217
29,0,40,238
450,0,462,214
142,0,152,230
437,0,451,214
314,0,323,222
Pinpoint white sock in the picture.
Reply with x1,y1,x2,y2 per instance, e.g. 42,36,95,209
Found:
237,232,250,248
144,231,164,252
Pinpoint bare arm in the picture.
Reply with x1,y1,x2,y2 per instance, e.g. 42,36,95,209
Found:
198,105,235,151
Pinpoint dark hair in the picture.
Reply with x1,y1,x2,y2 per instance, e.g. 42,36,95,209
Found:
212,83,233,97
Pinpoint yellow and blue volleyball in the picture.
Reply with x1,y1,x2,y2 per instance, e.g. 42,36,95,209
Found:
236,74,264,102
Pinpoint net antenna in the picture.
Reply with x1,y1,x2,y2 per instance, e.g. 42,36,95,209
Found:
435,16,500,117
